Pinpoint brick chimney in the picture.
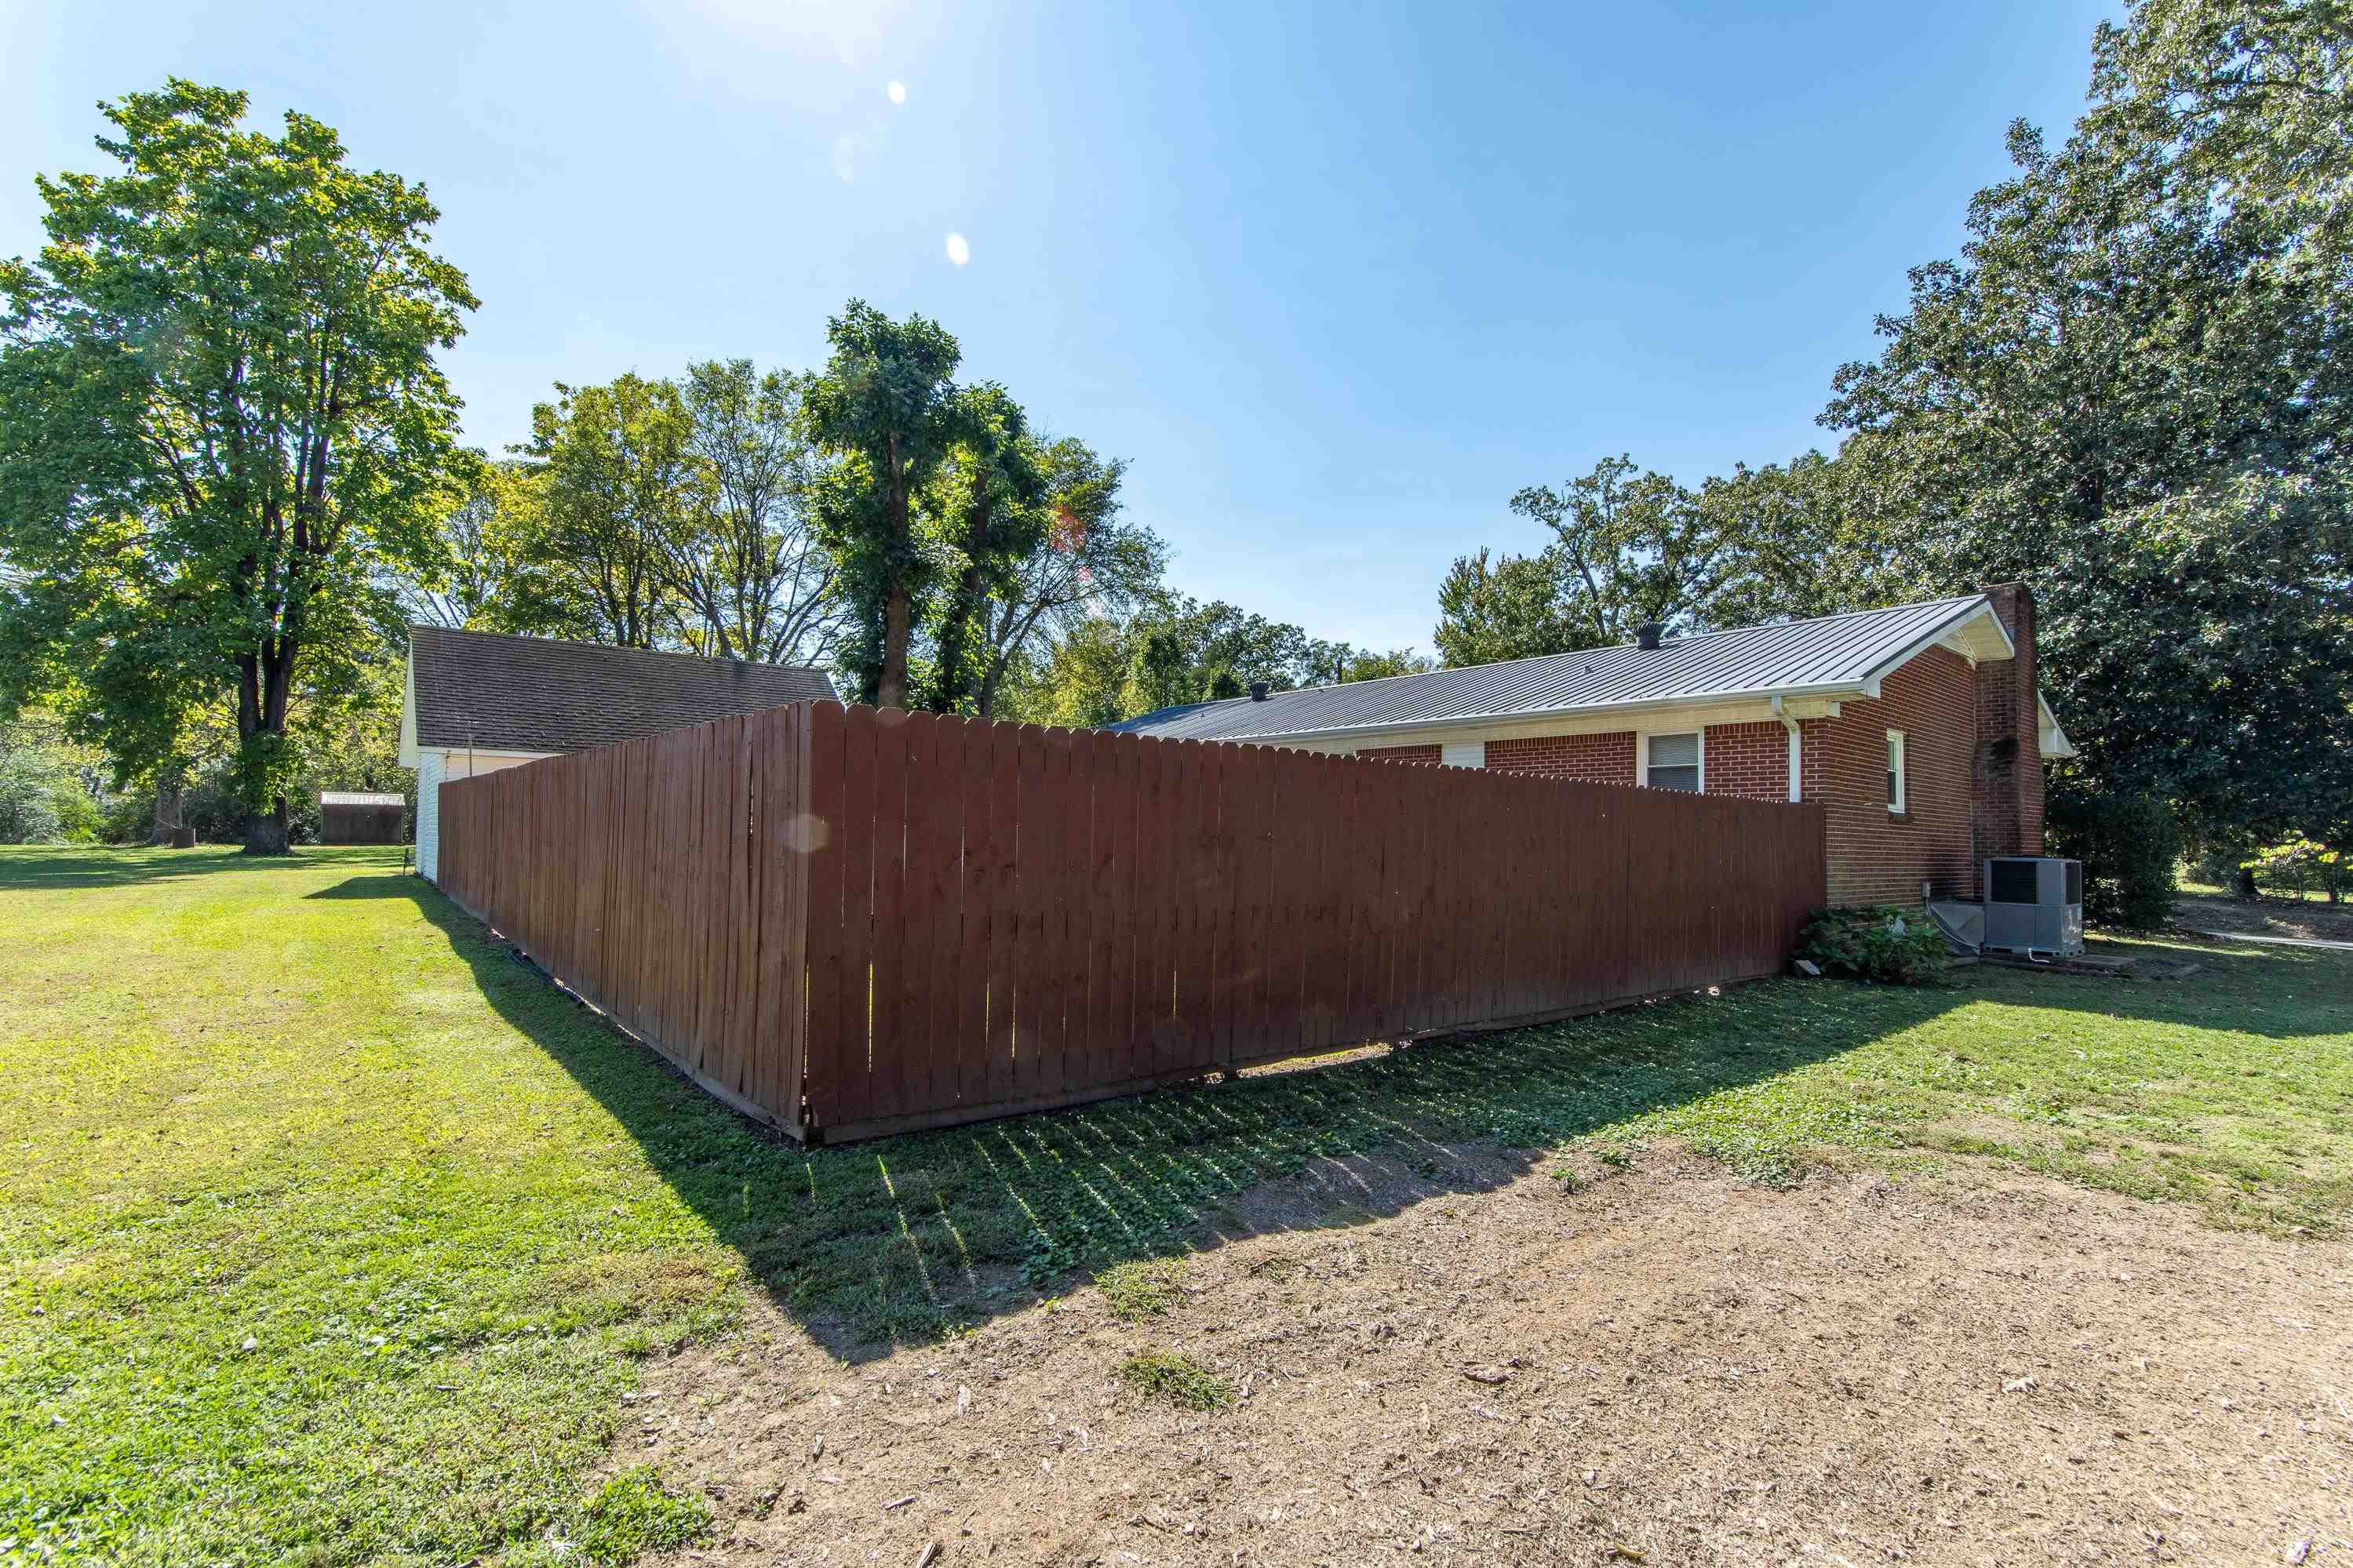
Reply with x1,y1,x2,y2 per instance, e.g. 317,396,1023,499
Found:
1970,582,2044,870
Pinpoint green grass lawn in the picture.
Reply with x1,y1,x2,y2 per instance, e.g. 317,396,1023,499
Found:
2178,870,2346,906
4,846,2351,1566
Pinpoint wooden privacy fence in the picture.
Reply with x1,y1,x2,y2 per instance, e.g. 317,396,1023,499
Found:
436,700,1827,1143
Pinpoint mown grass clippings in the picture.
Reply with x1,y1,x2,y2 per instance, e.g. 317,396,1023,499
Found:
1115,1351,1235,1411
1095,1257,1187,1321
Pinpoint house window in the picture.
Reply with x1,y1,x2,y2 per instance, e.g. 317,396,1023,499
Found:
1886,729,1907,813
1644,731,1701,792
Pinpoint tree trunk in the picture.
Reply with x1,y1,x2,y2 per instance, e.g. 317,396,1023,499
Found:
931,482,998,714
872,431,913,711
244,794,291,856
235,629,299,856
148,776,184,846
876,577,912,711
2233,864,2257,900
930,568,982,714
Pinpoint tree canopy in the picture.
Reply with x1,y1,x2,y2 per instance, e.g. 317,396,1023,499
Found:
800,300,966,708
1820,0,2353,845
0,80,475,850
961,437,1165,718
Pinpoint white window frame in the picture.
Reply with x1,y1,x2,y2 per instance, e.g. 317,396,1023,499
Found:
1885,728,1907,814
1637,728,1704,793
1441,739,1486,769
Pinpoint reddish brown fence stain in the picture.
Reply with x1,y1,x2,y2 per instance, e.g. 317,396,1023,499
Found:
437,701,1827,1143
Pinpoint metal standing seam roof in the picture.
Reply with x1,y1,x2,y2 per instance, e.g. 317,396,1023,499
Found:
1112,594,2008,744
320,791,406,806
406,626,839,755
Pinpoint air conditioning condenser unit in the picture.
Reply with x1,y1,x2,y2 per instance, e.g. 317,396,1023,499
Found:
1982,857,2084,958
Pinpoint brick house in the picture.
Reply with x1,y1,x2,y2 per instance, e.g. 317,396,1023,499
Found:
1114,586,2074,907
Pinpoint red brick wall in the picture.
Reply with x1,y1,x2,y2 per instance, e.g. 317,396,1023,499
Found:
1485,731,1636,784
1339,638,1994,908
1819,646,1978,905
1971,582,2045,861
1798,716,1830,800
1358,742,1441,765
1701,721,1788,802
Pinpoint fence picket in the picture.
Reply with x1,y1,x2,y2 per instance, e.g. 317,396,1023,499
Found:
1036,726,1078,1101
948,716,992,1112
902,713,960,1122
982,718,1023,1108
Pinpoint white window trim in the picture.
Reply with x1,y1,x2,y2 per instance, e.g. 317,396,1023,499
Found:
1637,728,1704,792
1441,738,1486,769
1886,728,1907,814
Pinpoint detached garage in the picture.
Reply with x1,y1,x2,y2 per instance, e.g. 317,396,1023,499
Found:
319,791,405,844
396,627,836,883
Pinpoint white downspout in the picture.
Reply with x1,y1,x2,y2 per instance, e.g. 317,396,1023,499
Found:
1772,695,1801,803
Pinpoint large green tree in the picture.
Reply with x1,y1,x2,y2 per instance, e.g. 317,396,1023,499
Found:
460,363,847,664
801,300,964,707
926,384,1048,715
964,438,1164,718
0,81,475,851
1823,0,2353,844
406,461,537,631
1000,613,1136,728
1507,455,1718,642
1690,451,1896,629
510,374,695,649
1433,548,1584,667
676,358,845,664
1436,455,1718,667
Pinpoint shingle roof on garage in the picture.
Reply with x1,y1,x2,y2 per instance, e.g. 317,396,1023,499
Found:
406,627,837,754
1113,594,2011,744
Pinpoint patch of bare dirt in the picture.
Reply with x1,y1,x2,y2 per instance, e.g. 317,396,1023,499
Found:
632,1150,2351,1568
2177,893,2353,946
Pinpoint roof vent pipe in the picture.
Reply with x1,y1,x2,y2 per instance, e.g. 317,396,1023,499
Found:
1635,622,1665,651
1247,680,1269,702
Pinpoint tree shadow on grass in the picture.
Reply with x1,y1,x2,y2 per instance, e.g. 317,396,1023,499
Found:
304,871,428,900
0,844,405,890
307,867,2343,1365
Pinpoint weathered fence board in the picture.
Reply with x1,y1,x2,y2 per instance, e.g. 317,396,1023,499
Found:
436,700,1827,1143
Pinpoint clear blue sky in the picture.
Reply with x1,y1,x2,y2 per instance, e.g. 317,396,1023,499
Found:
4,0,2116,653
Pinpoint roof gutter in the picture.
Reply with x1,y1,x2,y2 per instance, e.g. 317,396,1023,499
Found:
1199,678,1878,750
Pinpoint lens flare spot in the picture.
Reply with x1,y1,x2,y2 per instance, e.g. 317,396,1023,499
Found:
945,232,971,267
887,80,907,104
